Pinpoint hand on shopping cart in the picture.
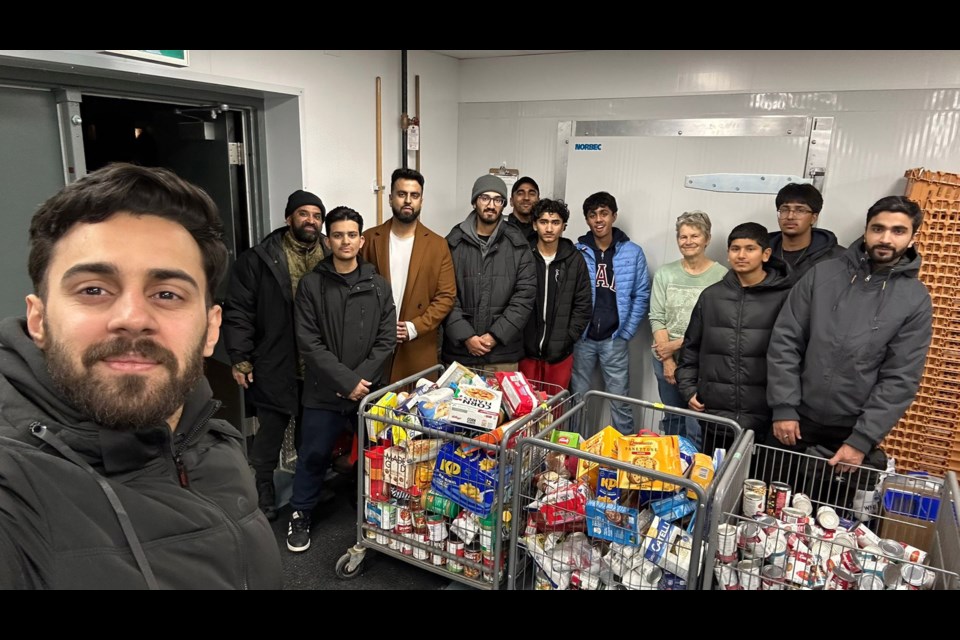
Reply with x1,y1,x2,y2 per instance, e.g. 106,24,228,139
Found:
827,444,865,473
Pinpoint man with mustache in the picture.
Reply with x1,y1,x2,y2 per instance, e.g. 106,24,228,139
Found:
223,189,329,521
362,168,456,383
0,163,281,589
767,196,933,474
443,174,536,371
504,176,540,243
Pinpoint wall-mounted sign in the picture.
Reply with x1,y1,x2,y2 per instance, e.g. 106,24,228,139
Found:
104,50,190,67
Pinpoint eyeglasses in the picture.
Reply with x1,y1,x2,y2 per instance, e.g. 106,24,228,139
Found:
777,206,814,218
477,194,505,206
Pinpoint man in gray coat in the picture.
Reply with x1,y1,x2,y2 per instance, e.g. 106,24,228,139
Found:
443,175,536,371
767,196,932,472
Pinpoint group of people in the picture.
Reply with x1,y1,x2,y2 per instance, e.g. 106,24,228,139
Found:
0,161,933,589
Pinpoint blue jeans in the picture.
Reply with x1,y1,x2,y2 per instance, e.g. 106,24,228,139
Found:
651,355,702,447
571,337,633,434
290,408,354,512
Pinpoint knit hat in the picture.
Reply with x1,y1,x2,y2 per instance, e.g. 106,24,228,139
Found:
471,175,508,204
285,189,325,220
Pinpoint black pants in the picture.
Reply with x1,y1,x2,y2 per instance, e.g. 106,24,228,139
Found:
250,381,304,485
759,415,886,514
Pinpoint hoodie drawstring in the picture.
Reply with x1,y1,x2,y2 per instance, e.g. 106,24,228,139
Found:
29,422,159,590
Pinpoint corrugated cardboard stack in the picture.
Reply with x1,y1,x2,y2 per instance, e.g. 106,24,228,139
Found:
882,169,960,474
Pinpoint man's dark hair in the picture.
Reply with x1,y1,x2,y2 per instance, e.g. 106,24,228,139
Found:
511,176,540,196
390,168,424,191
325,206,364,235
775,183,823,214
532,198,570,224
728,222,771,251
28,162,227,305
866,195,924,233
582,191,618,217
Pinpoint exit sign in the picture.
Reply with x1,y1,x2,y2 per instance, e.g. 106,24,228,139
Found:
104,50,190,67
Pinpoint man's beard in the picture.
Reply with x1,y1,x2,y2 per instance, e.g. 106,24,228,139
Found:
291,222,319,244
392,204,420,224
45,332,206,432
866,242,908,266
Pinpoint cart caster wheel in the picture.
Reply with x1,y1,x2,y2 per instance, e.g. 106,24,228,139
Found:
335,552,364,579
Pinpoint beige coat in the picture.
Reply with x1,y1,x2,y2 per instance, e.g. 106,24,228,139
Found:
362,219,456,382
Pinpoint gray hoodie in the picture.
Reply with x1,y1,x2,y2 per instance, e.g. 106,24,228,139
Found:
766,239,933,454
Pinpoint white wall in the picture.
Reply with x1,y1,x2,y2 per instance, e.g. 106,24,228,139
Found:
458,50,960,103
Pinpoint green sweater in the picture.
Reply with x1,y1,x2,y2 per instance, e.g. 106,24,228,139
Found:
649,260,727,341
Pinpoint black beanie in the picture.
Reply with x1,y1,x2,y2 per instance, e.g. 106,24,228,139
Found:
285,189,325,220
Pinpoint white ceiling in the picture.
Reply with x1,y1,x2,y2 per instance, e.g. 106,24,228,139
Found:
428,50,586,60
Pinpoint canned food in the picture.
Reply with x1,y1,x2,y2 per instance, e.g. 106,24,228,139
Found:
761,564,786,590
878,538,904,560
755,514,779,535
900,563,935,590
816,505,840,530
715,523,738,564
463,544,482,579
764,532,788,569
737,559,762,591
737,521,767,557
780,506,810,525
857,545,888,575
375,531,390,546
858,572,885,590
623,562,662,590
430,540,446,566
792,493,813,517
898,541,928,564
426,515,448,542
825,566,857,590
714,563,740,590
412,533,431,560
766,481,792,518
742,479,767,516
881,562,901,588
446,538,465,574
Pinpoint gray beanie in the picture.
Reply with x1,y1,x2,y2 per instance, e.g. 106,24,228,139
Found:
471,174,508,204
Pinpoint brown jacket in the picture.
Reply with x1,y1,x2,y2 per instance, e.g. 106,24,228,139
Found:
362,219,457,382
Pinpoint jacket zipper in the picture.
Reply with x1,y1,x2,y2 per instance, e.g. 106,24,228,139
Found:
171,400,251,589
735,287,745,422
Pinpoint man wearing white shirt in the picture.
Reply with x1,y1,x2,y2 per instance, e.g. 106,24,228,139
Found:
362,168,456,382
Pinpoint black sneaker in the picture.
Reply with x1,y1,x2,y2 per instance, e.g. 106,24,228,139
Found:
286,510,311,552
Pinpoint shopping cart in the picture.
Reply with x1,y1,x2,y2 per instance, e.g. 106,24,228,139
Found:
335,365,575,590
507,390,744,590
704,441,960,590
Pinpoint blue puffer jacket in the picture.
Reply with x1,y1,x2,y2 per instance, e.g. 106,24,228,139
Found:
576,228,651,341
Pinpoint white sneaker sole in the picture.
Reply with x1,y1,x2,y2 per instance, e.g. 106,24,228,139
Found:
287,538,311,553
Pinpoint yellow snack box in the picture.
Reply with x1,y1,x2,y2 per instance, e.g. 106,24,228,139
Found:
615,434,683,492
686,452,715,499
575,426,622,488
364,391,398,442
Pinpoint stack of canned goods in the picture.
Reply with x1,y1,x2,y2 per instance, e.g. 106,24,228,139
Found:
712,477,938,590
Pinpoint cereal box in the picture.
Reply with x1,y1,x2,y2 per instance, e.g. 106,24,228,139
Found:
449,384,502,431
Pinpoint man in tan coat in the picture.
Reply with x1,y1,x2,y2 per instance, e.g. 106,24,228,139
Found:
362,168,456,382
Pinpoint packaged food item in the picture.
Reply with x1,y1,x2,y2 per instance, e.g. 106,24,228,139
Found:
640,514,703,581
437,361,481,390
550,430,581,448
383,445,417,489
495,371,536,418
616,434,683,492
365,392,398,442
685,452,714,499
450,384,503,430
575,426,622,487
586,499,642,546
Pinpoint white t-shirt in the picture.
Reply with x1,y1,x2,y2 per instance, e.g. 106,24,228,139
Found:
390,232,417,338
539,253,556,350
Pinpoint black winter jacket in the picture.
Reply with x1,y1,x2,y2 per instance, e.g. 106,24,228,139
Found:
676,258,794,437
767,241,932,454
768,227,845,280
295,258,396,412
443,213,536,365
0,317,282,589
522,238,593,363
222,227,328,415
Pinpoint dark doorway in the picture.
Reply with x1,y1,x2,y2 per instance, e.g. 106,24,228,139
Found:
79,95,250,430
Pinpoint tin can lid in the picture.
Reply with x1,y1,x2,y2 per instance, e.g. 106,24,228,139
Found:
878,539,904,558
882,562,901,588
900,563,928,586
859,573,885,590
816,507,840,530
792,493,813,516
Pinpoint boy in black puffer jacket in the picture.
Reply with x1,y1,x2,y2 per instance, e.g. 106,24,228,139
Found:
676,223,794,450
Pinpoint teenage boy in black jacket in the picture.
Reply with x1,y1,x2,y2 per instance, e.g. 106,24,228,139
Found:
520,199,592,389
676,222,793,449
287,207,396,553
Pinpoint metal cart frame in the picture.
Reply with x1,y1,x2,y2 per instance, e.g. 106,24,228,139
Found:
336,365,572,589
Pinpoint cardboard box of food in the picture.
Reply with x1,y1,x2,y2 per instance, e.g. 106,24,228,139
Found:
586,499,642,546
449,384,502,431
